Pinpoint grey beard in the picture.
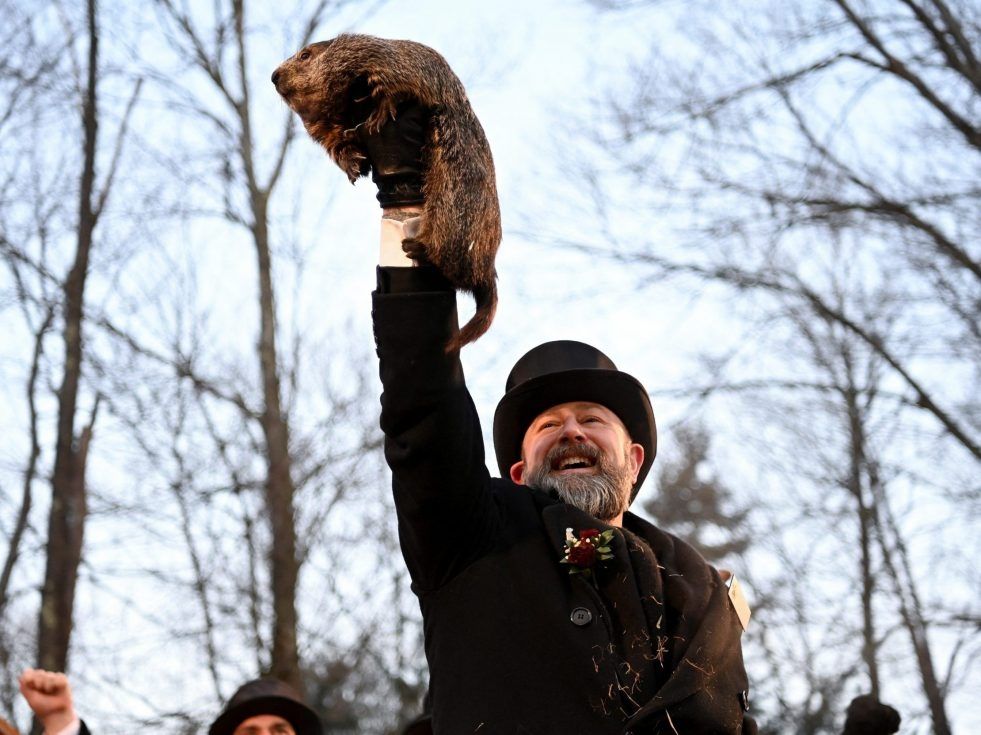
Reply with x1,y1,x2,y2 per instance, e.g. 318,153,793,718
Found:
526,444,633,521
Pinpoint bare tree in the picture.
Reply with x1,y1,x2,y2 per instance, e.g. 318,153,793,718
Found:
570,0,978,457
0,299,53,717
0,3,68,712
0,2,142,729
555,0,979,730
13,0,140,686
150,0,342,691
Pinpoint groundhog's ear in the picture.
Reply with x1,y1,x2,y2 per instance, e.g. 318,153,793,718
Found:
310,39,335,55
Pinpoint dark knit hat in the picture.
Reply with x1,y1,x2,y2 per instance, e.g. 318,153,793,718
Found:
493,340,656,501
842,694,901,735
209,679,321,735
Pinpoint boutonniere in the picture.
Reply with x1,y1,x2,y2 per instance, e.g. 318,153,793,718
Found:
561,527,615,579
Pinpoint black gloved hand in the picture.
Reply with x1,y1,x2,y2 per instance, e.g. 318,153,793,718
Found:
352,81,427,208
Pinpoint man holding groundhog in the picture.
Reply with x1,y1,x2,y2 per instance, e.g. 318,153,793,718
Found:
362,103,757,734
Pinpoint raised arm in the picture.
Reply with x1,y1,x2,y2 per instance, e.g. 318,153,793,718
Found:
374,268,500,590
362,103,501,591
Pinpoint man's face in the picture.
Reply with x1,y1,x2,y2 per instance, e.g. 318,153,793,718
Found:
233,715,296,735
509,401,643,522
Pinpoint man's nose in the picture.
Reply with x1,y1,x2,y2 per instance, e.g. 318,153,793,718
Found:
560,416,587,441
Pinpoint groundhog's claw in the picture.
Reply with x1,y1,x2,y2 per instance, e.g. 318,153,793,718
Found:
362,86,398,133
334,146,368,182
401,238,431,265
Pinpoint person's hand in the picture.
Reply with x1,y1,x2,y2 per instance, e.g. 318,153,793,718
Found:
351,80,428,209
18,669,77,733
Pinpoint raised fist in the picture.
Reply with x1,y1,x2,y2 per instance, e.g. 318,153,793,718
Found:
19,669,76,733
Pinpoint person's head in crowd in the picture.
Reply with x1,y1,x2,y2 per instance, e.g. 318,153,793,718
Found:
842,694,901,735
209,679,321,735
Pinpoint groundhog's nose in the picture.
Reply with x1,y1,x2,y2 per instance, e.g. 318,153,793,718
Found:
271,69,281,87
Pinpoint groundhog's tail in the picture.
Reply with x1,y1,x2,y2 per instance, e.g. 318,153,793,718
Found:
445,281,498,353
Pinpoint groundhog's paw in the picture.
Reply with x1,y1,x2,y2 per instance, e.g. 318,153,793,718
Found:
335,147,368,183
401,238,431,265
363,92,397,133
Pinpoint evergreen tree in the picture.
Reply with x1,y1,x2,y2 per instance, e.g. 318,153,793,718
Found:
643,424,750,563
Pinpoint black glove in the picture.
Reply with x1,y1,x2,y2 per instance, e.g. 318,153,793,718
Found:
352,82,427,208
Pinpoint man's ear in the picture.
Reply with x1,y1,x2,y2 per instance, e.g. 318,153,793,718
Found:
509,460,526,484
628,443,644,482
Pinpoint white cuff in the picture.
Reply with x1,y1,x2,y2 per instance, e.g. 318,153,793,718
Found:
379,217,421,267
50,716,80,735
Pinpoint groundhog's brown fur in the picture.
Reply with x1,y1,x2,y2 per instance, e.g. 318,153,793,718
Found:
272,34,501,351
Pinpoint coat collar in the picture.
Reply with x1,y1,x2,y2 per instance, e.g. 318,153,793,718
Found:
540,497,618,560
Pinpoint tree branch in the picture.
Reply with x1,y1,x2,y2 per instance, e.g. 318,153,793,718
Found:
93,77,143,221
835,0,980,150
568,240,981,460
0,306,54,617
899,0,981,94
93,314,260,420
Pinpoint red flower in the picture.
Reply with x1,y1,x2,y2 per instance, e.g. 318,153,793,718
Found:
567,542,598,567
561,527,615,579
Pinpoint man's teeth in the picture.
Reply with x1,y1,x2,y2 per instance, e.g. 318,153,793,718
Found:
558,457,593,469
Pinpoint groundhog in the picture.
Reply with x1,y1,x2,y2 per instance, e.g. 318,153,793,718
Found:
272,34,501,351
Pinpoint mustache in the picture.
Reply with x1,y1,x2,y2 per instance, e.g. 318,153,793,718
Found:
544,442,601,470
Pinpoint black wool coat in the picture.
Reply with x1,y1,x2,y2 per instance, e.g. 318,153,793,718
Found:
374,267,756,735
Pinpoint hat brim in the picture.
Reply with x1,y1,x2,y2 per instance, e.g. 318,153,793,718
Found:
493,368,656,501
209,695,321,735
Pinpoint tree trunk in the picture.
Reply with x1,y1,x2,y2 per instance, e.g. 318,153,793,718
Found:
230,0,302,690
842,381,880,698
253,191,302,690
868,462,952,735
36,0,99,678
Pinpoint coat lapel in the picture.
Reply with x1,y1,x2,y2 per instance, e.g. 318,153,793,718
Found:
541,503,667,715
538,501,746,728
540,500,615,559
622,513,747,729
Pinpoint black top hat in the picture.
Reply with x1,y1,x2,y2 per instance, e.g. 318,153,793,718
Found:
493,340,656,501
209,679,322,735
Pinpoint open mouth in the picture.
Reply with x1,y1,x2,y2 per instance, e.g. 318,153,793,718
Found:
550,448,600,473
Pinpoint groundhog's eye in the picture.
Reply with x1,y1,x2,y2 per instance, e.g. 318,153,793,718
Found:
299,49,312,61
